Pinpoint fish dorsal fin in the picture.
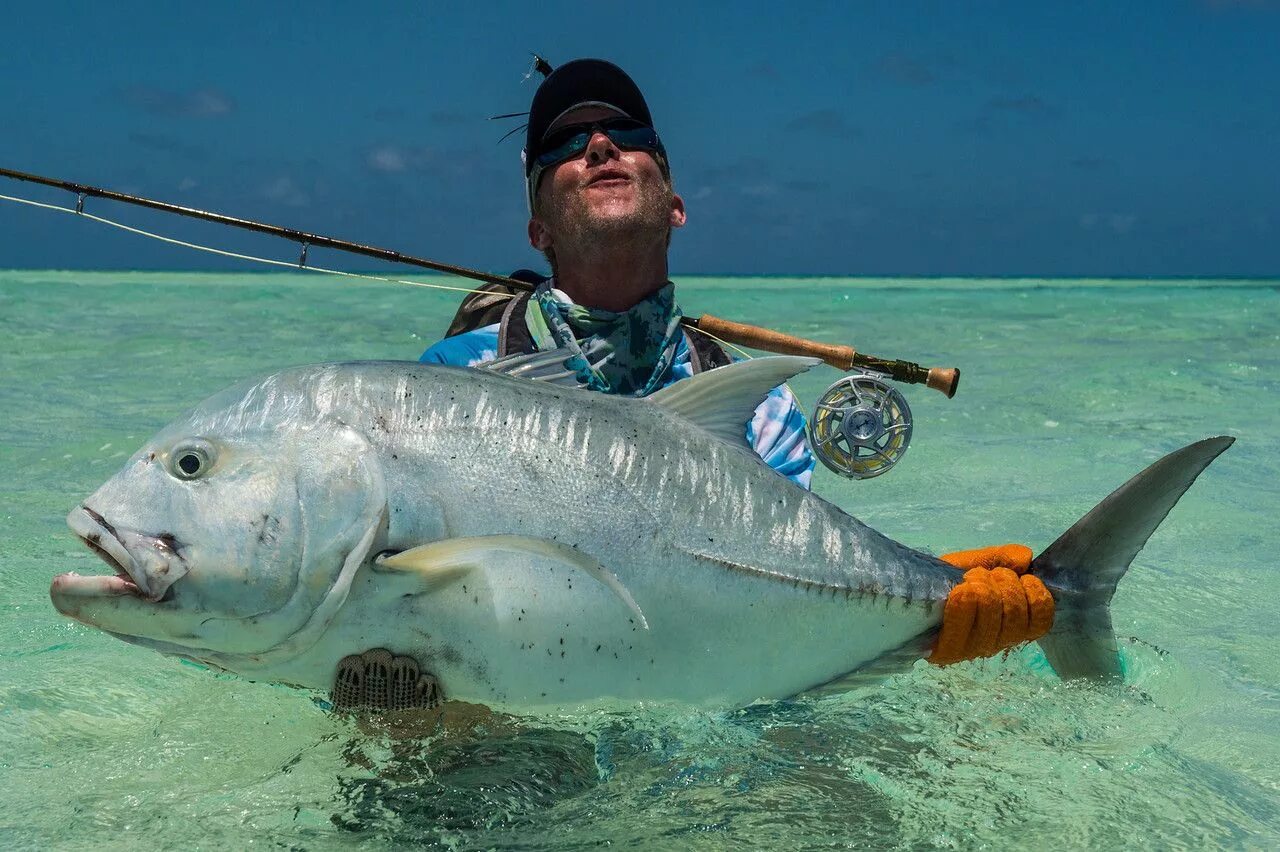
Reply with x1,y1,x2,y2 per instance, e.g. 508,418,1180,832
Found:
482,341,610,388
645,356,821,449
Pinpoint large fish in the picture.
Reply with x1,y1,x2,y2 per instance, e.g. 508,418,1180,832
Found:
50,356,1231,713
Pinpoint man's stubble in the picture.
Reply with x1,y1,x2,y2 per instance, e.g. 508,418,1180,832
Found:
541,177,675,267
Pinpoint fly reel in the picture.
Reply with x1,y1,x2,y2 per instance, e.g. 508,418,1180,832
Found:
809,372,912,480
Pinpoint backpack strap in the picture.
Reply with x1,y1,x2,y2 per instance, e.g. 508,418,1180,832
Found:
497,290,538,357
683,328,732,373
443,269,547,338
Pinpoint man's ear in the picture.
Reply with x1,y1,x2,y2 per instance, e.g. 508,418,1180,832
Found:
669,192,687,229
528,216,553,250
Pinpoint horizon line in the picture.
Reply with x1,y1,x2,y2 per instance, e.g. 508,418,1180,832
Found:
1,267,1278,282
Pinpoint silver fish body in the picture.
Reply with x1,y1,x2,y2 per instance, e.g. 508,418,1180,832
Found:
51,358,1232,712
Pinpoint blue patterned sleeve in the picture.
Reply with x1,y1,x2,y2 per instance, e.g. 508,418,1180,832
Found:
419,324,501,366
746,385,816,490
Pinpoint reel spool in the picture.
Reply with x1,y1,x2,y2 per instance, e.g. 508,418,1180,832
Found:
809,372,912,480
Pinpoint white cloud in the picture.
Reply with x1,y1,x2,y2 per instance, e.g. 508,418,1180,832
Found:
368,146,409,173
120,86,234,117
262,177,309,207
1108,213,1136,234
1079,212,1136,234
740,183,778,198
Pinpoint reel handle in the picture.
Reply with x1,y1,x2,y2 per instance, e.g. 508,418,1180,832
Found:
688,313,961,398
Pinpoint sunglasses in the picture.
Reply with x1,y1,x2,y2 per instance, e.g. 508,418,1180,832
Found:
527,117,666,203
534,117,664,169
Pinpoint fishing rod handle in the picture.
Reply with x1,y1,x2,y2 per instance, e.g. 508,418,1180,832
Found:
689,313,856,368
689,313,960,398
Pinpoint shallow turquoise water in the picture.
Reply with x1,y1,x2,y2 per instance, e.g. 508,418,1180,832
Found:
1,270,1277,848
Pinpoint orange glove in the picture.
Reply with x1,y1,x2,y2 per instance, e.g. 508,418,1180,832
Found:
930,544,1055,666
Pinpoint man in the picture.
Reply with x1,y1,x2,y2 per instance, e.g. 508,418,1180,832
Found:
335,58,816,711
428,59,1052,669
331,59,1052,710
420,58,815,488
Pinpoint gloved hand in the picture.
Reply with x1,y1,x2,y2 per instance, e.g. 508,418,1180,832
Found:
930,544,1055,666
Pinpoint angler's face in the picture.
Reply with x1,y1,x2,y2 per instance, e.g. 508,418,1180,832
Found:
529,106,686,248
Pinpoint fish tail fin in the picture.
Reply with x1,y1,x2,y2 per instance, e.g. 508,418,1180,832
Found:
1033,436,1234,679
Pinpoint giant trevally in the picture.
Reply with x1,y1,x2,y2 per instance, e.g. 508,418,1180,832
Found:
50,355,1232,713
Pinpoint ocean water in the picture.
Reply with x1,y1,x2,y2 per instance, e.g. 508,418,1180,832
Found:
1,269,1277,849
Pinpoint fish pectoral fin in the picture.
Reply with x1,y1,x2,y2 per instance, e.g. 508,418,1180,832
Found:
374,545,476,591
374,535,648,629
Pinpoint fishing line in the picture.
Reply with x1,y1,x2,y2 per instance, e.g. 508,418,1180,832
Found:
1,165,961,397
1,190,774,360
680,323,827,429
2,189,801,395
683,323,753,360
2,185,914,478
0,189,766,369
1,162,964,434
0,191,510,300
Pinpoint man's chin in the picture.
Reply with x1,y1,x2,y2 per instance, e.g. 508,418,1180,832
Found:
582,192,640,216
546,189,673,246
578,202,659,234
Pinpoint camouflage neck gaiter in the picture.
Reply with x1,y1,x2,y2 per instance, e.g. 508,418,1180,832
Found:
525,280,684,396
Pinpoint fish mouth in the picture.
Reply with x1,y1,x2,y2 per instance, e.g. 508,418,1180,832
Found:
81,531,142,595
54,506,180,603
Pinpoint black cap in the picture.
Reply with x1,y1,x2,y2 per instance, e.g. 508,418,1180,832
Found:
523,59,656,176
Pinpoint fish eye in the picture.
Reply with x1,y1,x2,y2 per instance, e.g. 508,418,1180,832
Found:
168,438,217,481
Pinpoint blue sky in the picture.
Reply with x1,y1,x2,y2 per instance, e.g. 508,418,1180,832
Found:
1,1,1277,276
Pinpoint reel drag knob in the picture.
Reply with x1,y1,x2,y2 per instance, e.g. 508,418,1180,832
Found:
809,372,913,480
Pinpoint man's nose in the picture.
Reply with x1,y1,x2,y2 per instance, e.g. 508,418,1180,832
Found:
584,130,620,165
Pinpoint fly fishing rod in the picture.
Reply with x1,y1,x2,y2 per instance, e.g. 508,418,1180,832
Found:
0,165,960,397
2,164,961,480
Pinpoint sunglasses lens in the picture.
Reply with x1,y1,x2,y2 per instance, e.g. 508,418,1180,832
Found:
603,120,660,151
535,128,591,169
535,118,661,170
